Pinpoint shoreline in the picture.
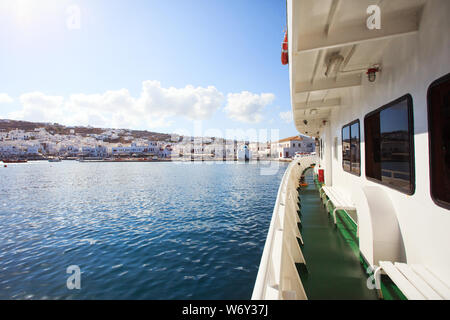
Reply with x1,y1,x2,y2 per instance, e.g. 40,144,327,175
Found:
1,158,294,163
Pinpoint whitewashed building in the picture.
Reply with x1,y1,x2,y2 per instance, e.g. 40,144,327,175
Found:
82,146,108,157
26,145,40,155
249,142,271,159
271,136,315,159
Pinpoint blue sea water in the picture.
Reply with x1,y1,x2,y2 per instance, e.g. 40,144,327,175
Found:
0,161,287,300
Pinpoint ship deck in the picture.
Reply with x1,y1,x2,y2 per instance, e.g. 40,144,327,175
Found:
295,169,379,300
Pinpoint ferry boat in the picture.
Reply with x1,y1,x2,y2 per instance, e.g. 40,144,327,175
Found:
253,0,450,300
48,157,62,163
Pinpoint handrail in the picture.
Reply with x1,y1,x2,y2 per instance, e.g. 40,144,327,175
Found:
251,155,317,300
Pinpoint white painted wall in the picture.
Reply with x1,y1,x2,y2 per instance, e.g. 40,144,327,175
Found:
321,0,450,284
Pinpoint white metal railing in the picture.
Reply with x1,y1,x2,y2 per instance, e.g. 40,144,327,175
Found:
252,155,317,300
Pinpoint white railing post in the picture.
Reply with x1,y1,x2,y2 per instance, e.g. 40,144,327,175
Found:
252,155,318,300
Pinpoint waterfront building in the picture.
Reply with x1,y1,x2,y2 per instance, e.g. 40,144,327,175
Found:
248,142,271,160
82,145,108,158
26,145,40,155
270,136,315,159
158,145,172,159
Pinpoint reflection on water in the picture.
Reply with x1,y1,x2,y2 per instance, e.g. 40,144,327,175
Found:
0,161,287,299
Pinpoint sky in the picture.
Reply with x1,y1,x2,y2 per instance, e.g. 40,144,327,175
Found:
0,0,298,141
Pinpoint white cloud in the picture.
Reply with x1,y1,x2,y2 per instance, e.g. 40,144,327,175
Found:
0,93,14,104
9,92,64,123
64,89,137,128
5,84,276,129
66,89,136,112
6,81,225,129
138,81,224,120
279,111,293,123
224,91,275,123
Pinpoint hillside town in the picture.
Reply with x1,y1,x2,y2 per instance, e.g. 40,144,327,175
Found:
0,120,315,161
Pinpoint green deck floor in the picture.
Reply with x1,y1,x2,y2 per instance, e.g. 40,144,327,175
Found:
296,169,379,300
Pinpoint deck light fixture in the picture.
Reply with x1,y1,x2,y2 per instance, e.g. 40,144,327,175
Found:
367,67,380,82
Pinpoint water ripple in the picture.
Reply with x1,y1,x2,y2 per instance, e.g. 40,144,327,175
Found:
0,161,287,299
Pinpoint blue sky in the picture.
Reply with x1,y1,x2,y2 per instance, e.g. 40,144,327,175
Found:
0,0,297,141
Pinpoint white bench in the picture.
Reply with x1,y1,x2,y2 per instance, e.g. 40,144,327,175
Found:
374,261,450,300
320,186,357,227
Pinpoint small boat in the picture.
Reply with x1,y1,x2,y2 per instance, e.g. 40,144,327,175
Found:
2,159,28,163
49,157,62,162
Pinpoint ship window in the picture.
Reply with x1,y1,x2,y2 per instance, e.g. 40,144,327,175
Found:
428,73,450,209
365,94,415,194
342,126,351,171
342,120,360,175
333,137,338,160
320,139,324,159
322,140,324,159
317,139,321,159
